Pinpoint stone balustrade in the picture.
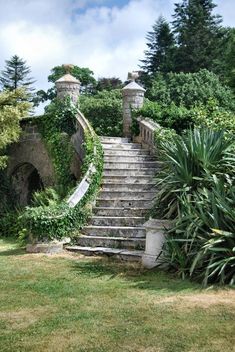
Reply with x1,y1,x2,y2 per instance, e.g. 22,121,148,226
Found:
133,117,160,155
67,109,97,208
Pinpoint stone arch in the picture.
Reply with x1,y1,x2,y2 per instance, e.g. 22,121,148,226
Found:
11,162,44,206
7,136,56,205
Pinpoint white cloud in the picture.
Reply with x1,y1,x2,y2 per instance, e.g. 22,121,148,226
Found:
0,0,234,98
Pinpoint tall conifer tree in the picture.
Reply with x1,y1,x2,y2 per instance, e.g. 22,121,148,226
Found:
140,16,175,76
172,0,223,72
0,55,35,91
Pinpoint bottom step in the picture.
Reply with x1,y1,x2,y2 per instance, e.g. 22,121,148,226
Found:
65,246,143,262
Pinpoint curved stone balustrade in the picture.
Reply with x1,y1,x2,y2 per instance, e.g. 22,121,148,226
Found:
67,109,98,208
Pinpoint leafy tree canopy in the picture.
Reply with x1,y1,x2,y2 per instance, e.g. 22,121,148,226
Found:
0,88,31,169
96,77,123,91
0,55,35,91
48,65,96,93
148,69,235,111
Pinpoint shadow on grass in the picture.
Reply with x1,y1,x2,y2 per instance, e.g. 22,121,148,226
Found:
0,237,26,256
0,248,26,256
71,257,201,293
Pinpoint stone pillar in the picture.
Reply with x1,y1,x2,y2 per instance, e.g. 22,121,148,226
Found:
55,65,81,104
122,72,145,137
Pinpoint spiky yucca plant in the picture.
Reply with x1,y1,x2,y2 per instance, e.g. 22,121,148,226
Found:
155,128,235,285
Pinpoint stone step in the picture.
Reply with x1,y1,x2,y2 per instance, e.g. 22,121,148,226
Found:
102,143,142,150
104,149,150,156
98,191,156,200
90,216,145,226
65,246,143,261
100,137,130,144
103,168,156,176
93,207,149,217
77,235,145,250
96,198,154,208
104,161,159,169
101,183,156,192
83,225,145,237
104,155,155,162
102,175,154,184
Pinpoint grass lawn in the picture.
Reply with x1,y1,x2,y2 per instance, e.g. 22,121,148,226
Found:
0,238,234,352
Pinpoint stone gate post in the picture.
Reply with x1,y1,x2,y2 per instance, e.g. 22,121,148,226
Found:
122,72,145,137
55,64,81,104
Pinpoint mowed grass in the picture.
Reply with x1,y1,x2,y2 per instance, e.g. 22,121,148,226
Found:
0,238,234,352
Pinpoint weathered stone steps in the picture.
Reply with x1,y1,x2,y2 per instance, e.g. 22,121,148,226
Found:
96,198,154,208
66,246,143,261
93,207,149,217
91,216,145,226
102,175,154,184
103,168,157,176
102,143,142,150
77,235,145,250
83,225,145,237
104,155,155,162
70,136,158,260
98,190,156,200
104,149,150,156
101,183,156,191
104,161,159,169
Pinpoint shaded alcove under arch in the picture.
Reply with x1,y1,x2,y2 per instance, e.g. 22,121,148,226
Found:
11,163,44,206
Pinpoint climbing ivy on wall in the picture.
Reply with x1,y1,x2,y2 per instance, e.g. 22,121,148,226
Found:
20,131,103,241
38,97,77,193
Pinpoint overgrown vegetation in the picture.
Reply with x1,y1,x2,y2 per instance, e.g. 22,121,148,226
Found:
80,89,122,136
20,130,103,242
0,88,31,169
154,128,235,285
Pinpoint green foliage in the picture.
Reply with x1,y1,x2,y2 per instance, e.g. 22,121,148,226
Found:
0,210,23,238
0,55,35,91
154,128,235,285
38,97,77,190
48,65,96,94
20,132,103,242
0,88,31,169
137,99,193,133
80,89,122,136
192,100,235,139
140,16,175,80
148,70,235,111
172,0,223,73
96,77,123,91
31,187,62,207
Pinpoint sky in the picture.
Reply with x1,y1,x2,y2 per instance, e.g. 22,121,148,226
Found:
0,0,234,94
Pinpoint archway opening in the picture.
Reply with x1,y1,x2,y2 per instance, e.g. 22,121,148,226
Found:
11,163,44,206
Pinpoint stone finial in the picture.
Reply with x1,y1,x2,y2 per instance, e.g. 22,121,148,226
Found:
127,71,139,82
63,64,74,74
55,66,81,104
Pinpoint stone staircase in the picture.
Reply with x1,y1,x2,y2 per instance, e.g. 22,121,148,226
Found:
66,137,159,261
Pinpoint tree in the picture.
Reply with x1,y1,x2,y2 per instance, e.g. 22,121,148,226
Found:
48,65,96,93
140,16,175,80
0,55,35,91
172,0,224,72
0,88,31,169
34,65,97,105
96,77,123,91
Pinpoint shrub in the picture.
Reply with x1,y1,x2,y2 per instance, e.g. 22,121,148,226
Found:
148,70,235,111
19,132,103,242
138,99,193,133
154,128,235,285
80,89,122,136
